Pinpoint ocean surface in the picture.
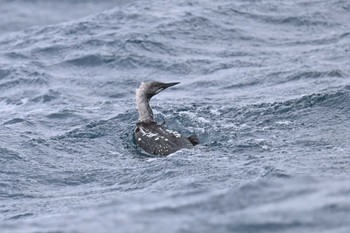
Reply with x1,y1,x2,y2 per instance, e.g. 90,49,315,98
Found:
1,0,350,232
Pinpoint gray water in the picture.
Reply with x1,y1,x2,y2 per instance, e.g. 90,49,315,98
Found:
1,0,350,232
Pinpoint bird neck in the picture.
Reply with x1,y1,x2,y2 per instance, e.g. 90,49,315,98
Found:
136,94,154,123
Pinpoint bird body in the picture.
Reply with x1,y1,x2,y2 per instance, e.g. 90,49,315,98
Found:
134,81,198,156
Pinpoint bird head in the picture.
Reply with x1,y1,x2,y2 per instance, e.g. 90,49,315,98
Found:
137,81,180,99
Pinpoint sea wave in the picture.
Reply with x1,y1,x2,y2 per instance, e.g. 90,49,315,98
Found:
1,0,350,232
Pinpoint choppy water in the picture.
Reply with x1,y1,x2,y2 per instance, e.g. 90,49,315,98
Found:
1,0,350,232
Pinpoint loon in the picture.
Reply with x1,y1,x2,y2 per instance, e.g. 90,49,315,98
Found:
134,81,198,156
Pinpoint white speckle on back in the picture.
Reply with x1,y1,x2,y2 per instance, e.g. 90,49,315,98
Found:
166,129,182,138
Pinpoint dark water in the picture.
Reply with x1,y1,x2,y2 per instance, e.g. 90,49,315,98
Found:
1,0,350,232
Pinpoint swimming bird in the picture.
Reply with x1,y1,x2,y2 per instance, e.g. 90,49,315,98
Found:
134,81,198,156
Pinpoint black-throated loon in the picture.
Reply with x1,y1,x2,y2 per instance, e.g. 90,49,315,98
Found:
134,81,198,156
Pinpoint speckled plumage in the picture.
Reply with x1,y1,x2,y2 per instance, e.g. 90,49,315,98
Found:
135,122,195,156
